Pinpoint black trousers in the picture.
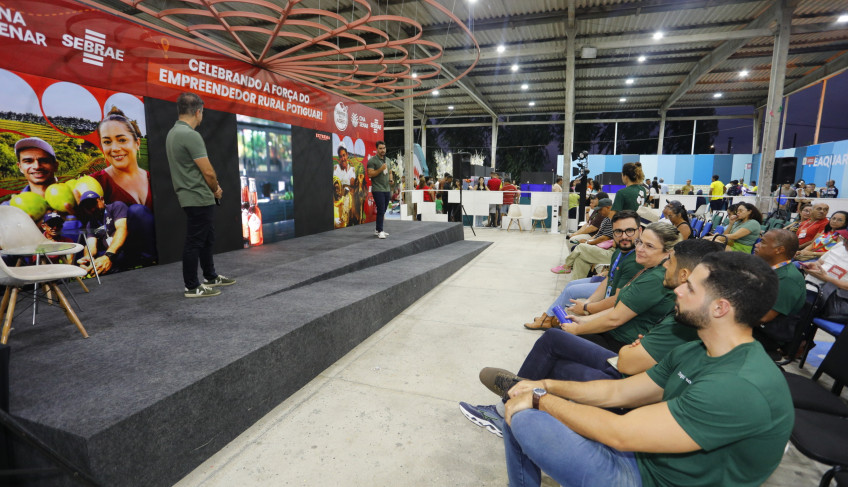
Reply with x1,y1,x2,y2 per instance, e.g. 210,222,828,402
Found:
182,205,218,289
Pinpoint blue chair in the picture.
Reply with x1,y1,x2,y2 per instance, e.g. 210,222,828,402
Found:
691,218,703,236
700,221,712,238
714,225,725,235
799,316,846,369
750,238,762,254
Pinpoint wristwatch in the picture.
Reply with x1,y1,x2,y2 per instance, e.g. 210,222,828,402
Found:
532,388,547,410
104,251,116,262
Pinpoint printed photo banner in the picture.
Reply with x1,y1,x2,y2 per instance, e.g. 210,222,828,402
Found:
0,0,383,138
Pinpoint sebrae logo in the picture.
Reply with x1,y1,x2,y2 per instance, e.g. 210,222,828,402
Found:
333,102,349,132
62,29,125,68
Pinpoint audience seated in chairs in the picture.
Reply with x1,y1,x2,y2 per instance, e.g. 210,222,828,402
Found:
498,253,791,487
751,229,807,356
459,239,725,440
783,203,811,233
558,222,680,353
530,211,642,330
720,202,763,253
662,200,693,240
795,211,848,262
549,198,615,277
797,202,830,246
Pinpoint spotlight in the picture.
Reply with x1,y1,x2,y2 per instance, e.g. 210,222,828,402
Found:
521,83,528,90
411,72,417,78
637,55,646,62
529,101,535,107
511,64,519,72
713,92,723,98
619,98,627,102
433,90,440,96
625,78,634,85
448,105,454,110
739,70,749,77
496,45,506,53
838,14,848,23
653,31,664,40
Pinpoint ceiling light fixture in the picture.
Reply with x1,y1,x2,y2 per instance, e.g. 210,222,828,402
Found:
637,55,646,62
511,64,519,72
625,78,634,85
411,72,417,78
653,31,664,40
713,92,722,98
433,90,440,96
619,98,627,102
838,14,848,23
496,45,506,53
739,70,749,77
448,105,454,110
521,83,528,90
529,101,535,106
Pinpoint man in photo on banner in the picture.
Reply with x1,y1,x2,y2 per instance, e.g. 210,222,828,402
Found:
14,137,59,198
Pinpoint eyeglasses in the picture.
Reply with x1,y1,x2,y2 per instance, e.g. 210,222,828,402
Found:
612,228,638,237
634,238,659,250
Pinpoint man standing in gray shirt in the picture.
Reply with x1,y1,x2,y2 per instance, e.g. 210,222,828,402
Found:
367,141,392,239
165,92,236,298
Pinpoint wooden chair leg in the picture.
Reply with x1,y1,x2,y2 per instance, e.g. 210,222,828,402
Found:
47,283,88,339
1,287,19,345
75,277,90,293
0,287,10,318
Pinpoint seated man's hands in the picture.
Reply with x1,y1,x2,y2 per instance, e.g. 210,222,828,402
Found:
505,391,534,426
508,379,546,399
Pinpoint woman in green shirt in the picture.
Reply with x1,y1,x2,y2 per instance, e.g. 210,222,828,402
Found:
610,162,647,217
724,202,763,252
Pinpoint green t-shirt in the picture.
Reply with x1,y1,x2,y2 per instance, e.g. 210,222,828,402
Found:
367,155,390,192
611,184,647,212
166,121,214,207
607,249,642,298
638,341,794,487
640,313,700,363
733,219,761,246
609,265,675,343
773,264,806,316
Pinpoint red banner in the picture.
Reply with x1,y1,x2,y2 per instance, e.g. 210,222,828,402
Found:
0,0,383,137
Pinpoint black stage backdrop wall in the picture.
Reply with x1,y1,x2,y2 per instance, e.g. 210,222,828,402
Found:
145,97,243,265
292,126,333,237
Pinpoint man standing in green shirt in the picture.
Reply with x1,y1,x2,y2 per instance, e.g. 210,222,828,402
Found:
165,92,236,298
753,229,807,353
366,141,391,239
501,252,793,487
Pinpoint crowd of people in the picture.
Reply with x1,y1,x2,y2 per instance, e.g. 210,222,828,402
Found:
458,161,848,486
413,170,520,225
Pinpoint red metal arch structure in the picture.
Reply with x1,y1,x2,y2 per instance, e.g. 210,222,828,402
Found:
78,0,480,103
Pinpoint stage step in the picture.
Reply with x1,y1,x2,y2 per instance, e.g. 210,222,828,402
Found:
7,223,489,487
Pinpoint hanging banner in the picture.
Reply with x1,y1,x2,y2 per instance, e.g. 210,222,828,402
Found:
0,0,382,137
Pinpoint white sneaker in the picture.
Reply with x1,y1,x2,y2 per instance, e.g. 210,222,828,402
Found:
377,231,388,239
374,230,390,236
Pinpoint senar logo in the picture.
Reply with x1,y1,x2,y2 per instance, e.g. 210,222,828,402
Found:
62,29,125,67
333,102,349,132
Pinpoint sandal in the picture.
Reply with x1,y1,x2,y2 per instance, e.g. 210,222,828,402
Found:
524,315,559,330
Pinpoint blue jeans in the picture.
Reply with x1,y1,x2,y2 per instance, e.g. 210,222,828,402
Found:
182,205,217,289
504,409,641,487
373,191,390,232
517,329,621,383
546,277,603,316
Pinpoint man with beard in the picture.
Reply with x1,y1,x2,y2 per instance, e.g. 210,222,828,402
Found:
462,239,723,438
498,252,792,487
526,210,642,330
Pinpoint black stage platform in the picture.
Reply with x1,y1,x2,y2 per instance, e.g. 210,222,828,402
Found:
4,221,489,486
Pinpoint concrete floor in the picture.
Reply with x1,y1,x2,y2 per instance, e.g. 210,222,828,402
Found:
175,226,837,487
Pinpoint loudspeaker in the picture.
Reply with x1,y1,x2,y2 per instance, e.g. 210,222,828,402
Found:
771,157,797,188
522,172,554,185
452,152,471,179
600,171,622,186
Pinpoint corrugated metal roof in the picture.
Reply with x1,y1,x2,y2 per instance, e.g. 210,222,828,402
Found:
80,0,848,119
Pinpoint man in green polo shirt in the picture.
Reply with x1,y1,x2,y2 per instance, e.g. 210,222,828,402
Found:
501,252,793,487
165,92,236,298
753,229,807,353
366,141,392,239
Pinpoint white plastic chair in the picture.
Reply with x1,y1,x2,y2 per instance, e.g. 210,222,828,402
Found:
0,245,89,344
505,205,523,232
530,206,548,232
